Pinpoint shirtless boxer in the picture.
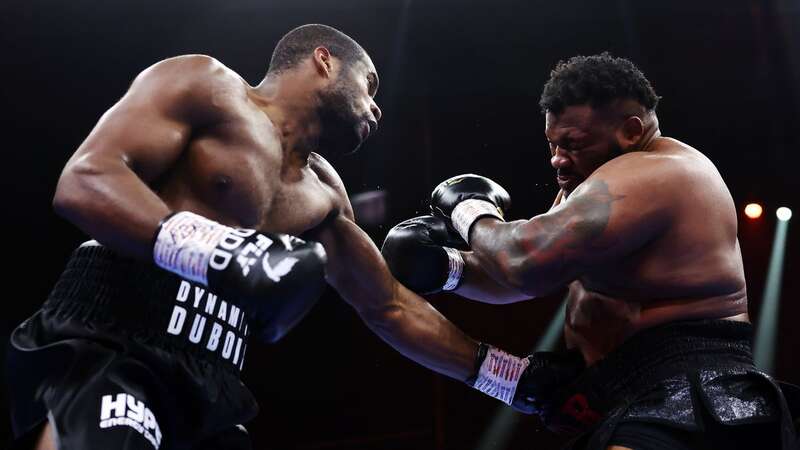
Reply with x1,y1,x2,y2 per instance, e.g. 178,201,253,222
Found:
7,24,577,450
381,53,800,449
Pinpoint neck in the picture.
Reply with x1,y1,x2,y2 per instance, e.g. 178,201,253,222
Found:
634,113,661,152
254,73,321,165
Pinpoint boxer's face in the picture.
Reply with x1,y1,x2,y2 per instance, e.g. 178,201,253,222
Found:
545,105,624,195
317,54,382,156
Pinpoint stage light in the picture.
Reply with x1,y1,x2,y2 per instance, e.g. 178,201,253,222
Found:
754,210,791,374
475,299,567,450
744,203,763,219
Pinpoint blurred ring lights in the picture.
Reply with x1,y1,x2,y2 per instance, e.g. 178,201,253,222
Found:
744,203,763,219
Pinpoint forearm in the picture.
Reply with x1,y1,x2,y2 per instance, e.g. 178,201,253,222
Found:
53,155,170,260
361,282,478,381
316,215,478,381
468,218,527,284
454,251,533,304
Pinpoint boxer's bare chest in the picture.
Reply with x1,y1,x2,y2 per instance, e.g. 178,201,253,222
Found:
157,94,341,237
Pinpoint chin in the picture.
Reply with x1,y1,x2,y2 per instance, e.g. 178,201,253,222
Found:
339,132,363,155
334,145,361,157
319,139,361,158
347,143,363,155
317,129,361,157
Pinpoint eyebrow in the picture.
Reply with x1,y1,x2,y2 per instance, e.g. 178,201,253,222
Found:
545,127,569,143
546,128,587,145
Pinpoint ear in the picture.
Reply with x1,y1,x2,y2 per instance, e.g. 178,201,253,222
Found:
616,115,644,151
312,47,333,78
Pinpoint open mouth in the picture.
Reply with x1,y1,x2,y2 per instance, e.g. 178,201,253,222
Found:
557,174,578,189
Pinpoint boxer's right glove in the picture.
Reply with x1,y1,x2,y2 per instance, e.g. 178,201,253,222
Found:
381,215,469,294
466,343,585,416
152,211,327,341
430,174,511,244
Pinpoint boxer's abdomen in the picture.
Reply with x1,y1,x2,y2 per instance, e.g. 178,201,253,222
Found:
565,280,749,365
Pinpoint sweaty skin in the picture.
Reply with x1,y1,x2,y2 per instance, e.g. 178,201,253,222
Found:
44,51,478,449
55,55,360,257
459,104,748,365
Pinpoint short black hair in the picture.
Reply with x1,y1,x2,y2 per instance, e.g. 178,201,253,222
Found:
267,24,366,75
539,52,659,115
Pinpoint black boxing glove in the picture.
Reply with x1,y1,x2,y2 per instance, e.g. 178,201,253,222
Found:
466,343,585,416
152,211,327,342
430,174,511,243
381,215,469,294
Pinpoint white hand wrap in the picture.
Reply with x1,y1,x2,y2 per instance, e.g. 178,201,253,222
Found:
441,247,464,291
153,211,233,285
451,199,503,243
472,346,530,405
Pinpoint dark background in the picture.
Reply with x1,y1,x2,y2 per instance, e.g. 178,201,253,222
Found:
2,0,799,449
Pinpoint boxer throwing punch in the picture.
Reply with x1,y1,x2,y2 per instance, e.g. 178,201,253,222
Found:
7,24,377,450
382,54,800,449
8,24,589,450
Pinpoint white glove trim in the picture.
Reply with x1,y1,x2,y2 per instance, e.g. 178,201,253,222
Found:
153,211,232,285
441,247,464,291
451,199,503,244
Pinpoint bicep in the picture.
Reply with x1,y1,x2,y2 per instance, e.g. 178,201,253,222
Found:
74,101,187,181
515,176,666,280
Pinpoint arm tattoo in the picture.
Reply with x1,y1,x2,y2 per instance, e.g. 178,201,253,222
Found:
512,180,624,274
472,179,625,290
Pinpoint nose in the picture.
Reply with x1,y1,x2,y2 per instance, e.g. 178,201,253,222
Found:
370,100,382,122
550,146,572,169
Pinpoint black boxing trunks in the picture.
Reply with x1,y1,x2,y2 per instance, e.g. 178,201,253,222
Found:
7,243,258,450
546,320,800,450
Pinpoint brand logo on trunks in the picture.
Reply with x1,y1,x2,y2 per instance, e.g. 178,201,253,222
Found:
209,230,299,281
166,280,249,370
99,393,162,449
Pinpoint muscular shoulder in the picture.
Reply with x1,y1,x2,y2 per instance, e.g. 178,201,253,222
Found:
309,153,355,221
577,137,732,232
135,54,242,90
590,138,718,198
128,55,247,121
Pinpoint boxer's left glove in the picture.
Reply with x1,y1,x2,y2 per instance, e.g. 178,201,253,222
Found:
381,215,468,294
152,211,327,341
466,344,585,416
430,174,511,243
